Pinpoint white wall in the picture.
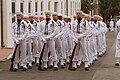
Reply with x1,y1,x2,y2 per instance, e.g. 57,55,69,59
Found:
3,0,13,48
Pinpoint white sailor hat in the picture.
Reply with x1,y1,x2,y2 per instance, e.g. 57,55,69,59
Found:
93,15,99,18
52,12,58,15
82,12,86,16
58,13,62,16
85,14,91,17
34,15,38,18
99,16,103,20
63,15,68,18
23,15,29,18
73,14,76,17
45,11,51,14
29,13,34,17
39,15,44,18
67,16,71,19
15,11,23,15
76,11,83,14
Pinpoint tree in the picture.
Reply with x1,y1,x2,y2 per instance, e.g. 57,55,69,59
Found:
99,0,120,21
81,0,96,14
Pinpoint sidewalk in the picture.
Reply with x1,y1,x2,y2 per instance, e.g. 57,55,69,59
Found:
0,48,12,61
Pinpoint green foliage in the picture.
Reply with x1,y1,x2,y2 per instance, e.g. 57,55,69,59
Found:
99,0,120,18
81,0,96,13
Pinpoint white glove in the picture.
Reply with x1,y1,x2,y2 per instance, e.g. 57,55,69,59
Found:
15,40,19,44
18,38,23,41
34,33,37,37
42,38,47,43
73,38,78,43
45,36,50,40
77,34,85,39
54,36,58,39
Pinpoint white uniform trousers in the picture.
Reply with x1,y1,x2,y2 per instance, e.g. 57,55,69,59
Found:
42,38,57,67
13,40,27,68
32,36,39,62
26,39,33,65
55,37,64,65
115,39,120,57
72,37,89,68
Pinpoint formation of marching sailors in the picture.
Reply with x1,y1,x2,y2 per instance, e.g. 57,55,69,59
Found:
11,11,107,72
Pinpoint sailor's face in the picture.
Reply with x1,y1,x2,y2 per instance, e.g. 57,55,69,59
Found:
24,18,29,22
39,17,44,22
29,16,34,21
34,17,38,21
45,13,51,18
76,12,82,18
94,17,97,21
16,14,22,20
52,14,58,20
74,16,77,20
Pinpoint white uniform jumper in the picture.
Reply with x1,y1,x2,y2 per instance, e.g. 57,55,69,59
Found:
12,20,28,69
39,19,58,68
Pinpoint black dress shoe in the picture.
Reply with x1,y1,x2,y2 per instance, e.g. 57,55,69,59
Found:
61,65,65,69
77,65,80,68
42,67,48,71
85,67,89,71
18,66,23,69
54,67,58,71
13,68,18,72
22,68,27,71
32,62,35,65
66,62,70,64
94,59,97,61
99,55,102,57
88,65,91,68
81,61,84,64
49,65,53,69
36,63,39,66
28,66,32,69
71,67,77,71
115,63,119,66
90,63,92,66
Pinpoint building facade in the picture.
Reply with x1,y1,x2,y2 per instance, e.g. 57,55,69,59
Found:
0,0,81,48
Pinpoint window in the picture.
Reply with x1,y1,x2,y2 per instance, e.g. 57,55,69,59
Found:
41,1,43,11
20,2,23,13
54,2,58,12
28,2,31,13
64,2,67,15
71,1,72,15
61,1,63,9
61,2,63,14
12,2,15,22
35,2,38,12
48,1,50,10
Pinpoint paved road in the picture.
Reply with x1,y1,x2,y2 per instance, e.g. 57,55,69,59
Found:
0,32,117,80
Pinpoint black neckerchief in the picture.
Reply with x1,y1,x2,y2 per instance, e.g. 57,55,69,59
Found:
17,19,22,37
94,20,97,23
17,19,22,24
54,19,58,22
45,18,51,34
30,20,34,24
77,18,82,33
46,18,51,23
